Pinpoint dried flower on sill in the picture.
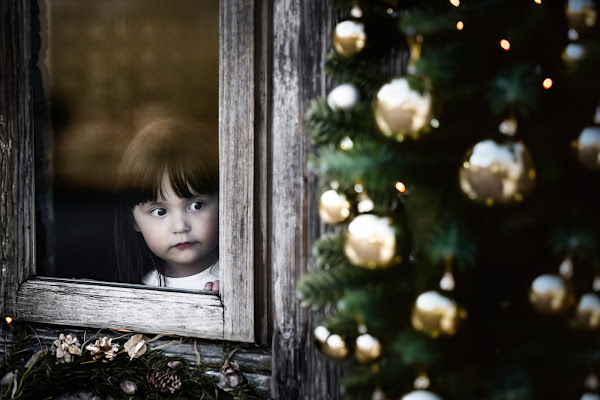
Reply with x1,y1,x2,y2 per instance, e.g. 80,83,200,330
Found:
123,334,149,360
86,336,119,363
51,334,82,364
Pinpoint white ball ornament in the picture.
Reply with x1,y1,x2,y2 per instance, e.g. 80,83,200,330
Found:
344,214,396,269
327,83,360,111
401,390,443,400
373,77,433,142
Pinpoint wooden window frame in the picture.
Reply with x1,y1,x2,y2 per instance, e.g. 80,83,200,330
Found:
0,0,258,343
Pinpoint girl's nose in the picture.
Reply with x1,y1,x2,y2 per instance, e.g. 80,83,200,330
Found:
171,212,191,233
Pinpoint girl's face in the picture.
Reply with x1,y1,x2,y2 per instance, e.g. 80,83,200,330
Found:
132,175,218,277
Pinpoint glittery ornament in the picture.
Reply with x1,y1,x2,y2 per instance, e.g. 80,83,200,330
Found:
319,190,351,225
566,0,597,33
355,333,383,363
575,126,600,170
459,139,536,205
344,214,396,269
332,20,366,58
411,291,465,337
373,77,433,142
529,274,575,314
321,334,350,359
575,293,600,329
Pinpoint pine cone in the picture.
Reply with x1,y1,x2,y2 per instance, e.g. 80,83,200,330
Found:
85,337,119,363
147,369,182,393
51,334,82,364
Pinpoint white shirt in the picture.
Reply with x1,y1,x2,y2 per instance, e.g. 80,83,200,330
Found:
142,261,219,290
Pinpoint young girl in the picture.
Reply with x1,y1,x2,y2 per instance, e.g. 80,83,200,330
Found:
114,119,219,292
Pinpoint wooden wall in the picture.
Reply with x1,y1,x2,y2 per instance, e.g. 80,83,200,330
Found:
270,1,350,398
0,0,349,398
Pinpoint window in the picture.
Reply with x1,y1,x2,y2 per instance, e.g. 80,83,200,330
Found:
0,0,260,343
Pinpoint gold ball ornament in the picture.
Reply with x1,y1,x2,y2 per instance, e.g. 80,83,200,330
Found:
321,333,350,360
529,274,576,315
332,20,367,58
355,333,383,364
373,77,433,142
344,214,397,269
319,190,351,225
411,291,466,337
574,293,600,330
566,0,597,33
575,126,600,170
401,390,443,400
459,139,536,206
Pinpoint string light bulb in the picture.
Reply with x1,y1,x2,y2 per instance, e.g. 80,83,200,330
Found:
5,317,12,324
534,0,542,4
450,0,460,7
395,181,406,193
456,21,464,30
500,39,511,51
542,78,553,89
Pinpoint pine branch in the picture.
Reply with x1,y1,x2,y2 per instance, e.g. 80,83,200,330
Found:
426,221,478,272
306,97,378,147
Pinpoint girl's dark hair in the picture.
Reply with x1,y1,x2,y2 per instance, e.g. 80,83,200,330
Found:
114,119,218,284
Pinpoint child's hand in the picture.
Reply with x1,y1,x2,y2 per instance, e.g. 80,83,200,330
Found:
204,280,220,293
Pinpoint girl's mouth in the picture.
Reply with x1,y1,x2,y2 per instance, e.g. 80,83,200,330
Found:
174,242,196,249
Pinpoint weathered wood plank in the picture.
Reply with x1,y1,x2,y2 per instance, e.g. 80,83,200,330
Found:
255,0,273,347
220,0,256,343
270,0,348,398
271,0,306,397
0,0,34,317
17,279,224,339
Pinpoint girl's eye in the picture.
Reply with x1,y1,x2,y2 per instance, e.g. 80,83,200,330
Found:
150,208,167,217
189,201,205,211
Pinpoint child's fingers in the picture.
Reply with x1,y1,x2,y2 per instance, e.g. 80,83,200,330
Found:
204,282,214,291
212,280,220,293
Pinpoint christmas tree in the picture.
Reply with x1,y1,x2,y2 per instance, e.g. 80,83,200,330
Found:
298,0,600,399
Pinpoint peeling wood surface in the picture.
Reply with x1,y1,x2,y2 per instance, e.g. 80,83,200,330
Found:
270,1,348,399
0,0,34,316
17,279,224,339
220,0,256,343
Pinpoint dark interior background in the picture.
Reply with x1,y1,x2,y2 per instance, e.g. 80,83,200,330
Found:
35,0,219,281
